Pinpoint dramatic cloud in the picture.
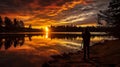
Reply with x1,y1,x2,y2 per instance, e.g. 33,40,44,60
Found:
0,0,109,27
55,0,109,25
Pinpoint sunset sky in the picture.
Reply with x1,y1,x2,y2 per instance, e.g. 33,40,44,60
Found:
0,0,109,28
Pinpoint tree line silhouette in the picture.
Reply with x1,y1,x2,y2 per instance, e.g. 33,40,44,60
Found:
0,16,24,28
0,16,42,32
50,25,112,32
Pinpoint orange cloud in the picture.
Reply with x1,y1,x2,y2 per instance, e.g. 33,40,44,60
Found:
29,0,90,16
0,0,94,27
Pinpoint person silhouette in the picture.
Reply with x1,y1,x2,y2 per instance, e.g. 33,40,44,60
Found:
82,28,91,60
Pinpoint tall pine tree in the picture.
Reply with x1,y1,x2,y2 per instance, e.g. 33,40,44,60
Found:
98,0,120,38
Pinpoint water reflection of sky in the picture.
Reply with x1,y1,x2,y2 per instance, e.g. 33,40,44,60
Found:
0,33,113,55
0,33,113,66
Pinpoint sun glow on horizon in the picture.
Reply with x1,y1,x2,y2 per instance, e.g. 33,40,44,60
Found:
45,27,49,32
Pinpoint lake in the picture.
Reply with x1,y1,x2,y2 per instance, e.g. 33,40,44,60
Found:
0,32,115,67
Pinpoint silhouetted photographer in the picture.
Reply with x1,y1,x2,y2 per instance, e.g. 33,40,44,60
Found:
82,28,91,61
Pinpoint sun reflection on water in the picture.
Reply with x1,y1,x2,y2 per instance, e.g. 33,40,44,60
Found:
44,26,49,38
45,32,49,38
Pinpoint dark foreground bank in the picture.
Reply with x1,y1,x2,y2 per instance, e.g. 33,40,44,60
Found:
44,39,120,67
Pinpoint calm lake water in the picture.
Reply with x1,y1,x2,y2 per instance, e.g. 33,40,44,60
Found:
0,32,114,67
